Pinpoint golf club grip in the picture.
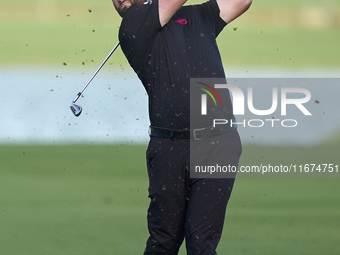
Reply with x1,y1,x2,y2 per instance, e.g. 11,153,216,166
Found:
78,41,120,96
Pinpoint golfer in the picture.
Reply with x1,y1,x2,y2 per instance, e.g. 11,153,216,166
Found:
111,0,252,254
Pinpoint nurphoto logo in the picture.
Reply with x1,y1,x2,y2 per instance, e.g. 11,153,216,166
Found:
196,81,312,128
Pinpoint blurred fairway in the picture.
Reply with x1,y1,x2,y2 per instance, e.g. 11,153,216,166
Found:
1,0,340,254
1,0,340,68
1,143,339,254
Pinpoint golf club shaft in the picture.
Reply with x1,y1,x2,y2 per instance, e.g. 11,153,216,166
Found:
72,41,120,103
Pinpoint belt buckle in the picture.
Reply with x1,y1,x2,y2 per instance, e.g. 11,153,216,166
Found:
193,127,206,141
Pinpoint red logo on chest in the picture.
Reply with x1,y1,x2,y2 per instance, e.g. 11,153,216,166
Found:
175,18,187,25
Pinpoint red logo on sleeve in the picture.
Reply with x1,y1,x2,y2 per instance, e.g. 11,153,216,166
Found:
175,18,187,25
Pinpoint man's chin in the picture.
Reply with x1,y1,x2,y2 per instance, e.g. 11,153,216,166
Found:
120,4,131,16
117,7,127,17
117,0,144,17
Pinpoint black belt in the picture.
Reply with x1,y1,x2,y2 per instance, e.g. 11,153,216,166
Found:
149,123,237,140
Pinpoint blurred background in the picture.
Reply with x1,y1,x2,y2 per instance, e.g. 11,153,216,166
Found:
0,0,339,254
1,0,340,144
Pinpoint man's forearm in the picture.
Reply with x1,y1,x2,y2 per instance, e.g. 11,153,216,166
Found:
216,0,253,24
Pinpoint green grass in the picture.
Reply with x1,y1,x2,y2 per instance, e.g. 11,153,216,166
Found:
0,0,339,68
0,143,339,254
1,1,339,252
2,21,340,68
219,26,340,68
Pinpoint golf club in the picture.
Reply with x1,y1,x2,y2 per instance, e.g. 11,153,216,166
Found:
70,41,120,117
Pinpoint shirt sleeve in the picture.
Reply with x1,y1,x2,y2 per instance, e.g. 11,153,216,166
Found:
119,0,162,60
194,0,227,37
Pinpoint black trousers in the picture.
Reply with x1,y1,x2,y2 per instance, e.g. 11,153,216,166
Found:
143,130,242,255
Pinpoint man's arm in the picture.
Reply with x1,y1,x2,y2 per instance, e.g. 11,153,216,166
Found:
216,0,252,24
159,0,187,26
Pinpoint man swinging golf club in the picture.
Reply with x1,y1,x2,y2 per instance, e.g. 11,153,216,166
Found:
111,0,252,254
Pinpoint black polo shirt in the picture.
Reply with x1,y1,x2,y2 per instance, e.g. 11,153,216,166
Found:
119,0,234,130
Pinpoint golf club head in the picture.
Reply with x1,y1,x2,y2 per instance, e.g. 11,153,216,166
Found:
70,103,82,117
